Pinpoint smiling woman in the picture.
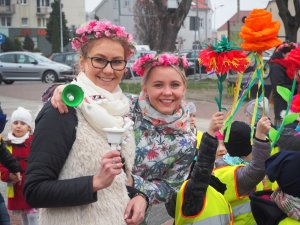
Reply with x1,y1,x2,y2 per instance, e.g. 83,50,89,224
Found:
23,20,148,225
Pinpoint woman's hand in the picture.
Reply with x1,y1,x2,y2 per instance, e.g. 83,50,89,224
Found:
124,195,147,225
255,116,271,140
51,84,68,114
207,112,224,137
92,150,123,192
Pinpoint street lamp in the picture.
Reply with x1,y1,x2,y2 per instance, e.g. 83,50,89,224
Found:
213,4,224,35
60,0,63,53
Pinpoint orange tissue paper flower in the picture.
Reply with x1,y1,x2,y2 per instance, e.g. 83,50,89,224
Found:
239,9,282,52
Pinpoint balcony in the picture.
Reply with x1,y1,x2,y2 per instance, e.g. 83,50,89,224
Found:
0,4,15,15
36,6,49,16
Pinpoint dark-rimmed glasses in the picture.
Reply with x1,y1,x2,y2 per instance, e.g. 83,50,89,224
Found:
87,57,127,71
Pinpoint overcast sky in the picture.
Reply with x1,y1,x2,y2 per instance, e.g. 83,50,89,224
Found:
85,0,271,29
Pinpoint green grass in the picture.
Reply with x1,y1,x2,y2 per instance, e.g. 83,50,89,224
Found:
120,78,218,94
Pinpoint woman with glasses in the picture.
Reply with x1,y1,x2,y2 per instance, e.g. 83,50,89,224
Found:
44,49,225,223
23,20,148,225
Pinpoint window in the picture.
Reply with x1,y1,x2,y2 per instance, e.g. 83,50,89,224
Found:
0,16,11,27
37,0,49,7
113,0,118,9
37,18,47,27
52,55,64,63
200,18,203,28
0,0,10,6
0,54,15,63
123,0,132,8
21,17,28,26
16,54,35,64
20,0,27,4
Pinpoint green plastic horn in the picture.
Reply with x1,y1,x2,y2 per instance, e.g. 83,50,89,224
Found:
62,84,84,107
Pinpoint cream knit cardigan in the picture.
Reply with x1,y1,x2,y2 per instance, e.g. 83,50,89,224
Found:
39,110,136,225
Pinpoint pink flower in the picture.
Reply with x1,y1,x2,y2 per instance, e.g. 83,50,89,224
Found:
71,20,134,59
132,53,189,77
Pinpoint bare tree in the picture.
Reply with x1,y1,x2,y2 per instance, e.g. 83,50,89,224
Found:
134,0,192,52
275,0,300,42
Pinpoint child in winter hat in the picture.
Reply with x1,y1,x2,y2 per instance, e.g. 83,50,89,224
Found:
1,106,38,224
10,107,32,128
8,107,33,143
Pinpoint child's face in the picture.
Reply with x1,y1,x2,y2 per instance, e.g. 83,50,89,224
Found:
216,140,227,159
11,120,30,138
190,113,196,129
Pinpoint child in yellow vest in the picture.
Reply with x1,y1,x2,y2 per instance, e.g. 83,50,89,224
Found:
214,117,271,225
165,112,233,225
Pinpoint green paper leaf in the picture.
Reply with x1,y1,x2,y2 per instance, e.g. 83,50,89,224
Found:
268,128,278,143
283,113,300,125
221,107,227,111
214,97,220,106
277,86,291,103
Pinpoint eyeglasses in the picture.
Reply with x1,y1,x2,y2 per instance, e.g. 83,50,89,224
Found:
87,57,127,71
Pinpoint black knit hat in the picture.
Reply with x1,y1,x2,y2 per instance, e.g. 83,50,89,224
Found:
266,151,300,198
224,121,252,157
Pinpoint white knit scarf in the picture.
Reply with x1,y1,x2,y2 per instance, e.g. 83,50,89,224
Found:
7,131,30,144
73,72,131,133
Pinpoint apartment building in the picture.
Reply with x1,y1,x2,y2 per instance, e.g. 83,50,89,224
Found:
90,0,213,50
0,0,85,55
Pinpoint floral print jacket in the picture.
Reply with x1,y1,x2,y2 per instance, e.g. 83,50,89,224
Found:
127,94,196,204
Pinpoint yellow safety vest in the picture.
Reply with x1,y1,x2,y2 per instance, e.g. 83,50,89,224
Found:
214,165,258,225
196,131,203,149
279,217,300,225
175,180,233,225
6,145,14,198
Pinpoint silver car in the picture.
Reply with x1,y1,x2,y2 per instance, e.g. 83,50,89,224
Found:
0,51,74,84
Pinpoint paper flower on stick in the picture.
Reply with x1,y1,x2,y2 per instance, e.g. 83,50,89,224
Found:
223,9,283,144
198,36,248,111
240,9,282,52
268,47,300,147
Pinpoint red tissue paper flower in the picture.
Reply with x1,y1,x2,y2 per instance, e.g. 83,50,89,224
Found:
291,94,300,113
199,46,248,75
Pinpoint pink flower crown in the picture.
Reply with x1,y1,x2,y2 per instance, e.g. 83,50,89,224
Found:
71,20,135,58
132,53,189,76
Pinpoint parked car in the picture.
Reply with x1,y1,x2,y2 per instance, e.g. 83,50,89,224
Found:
124,50,157,79
184,50,207,75
49,51,79,73
0,51,74,84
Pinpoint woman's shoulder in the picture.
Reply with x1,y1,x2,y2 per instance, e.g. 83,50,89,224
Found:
35,101,78,128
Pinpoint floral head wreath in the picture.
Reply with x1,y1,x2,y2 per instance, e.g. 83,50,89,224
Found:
71,20,136,59
132,53,189,77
